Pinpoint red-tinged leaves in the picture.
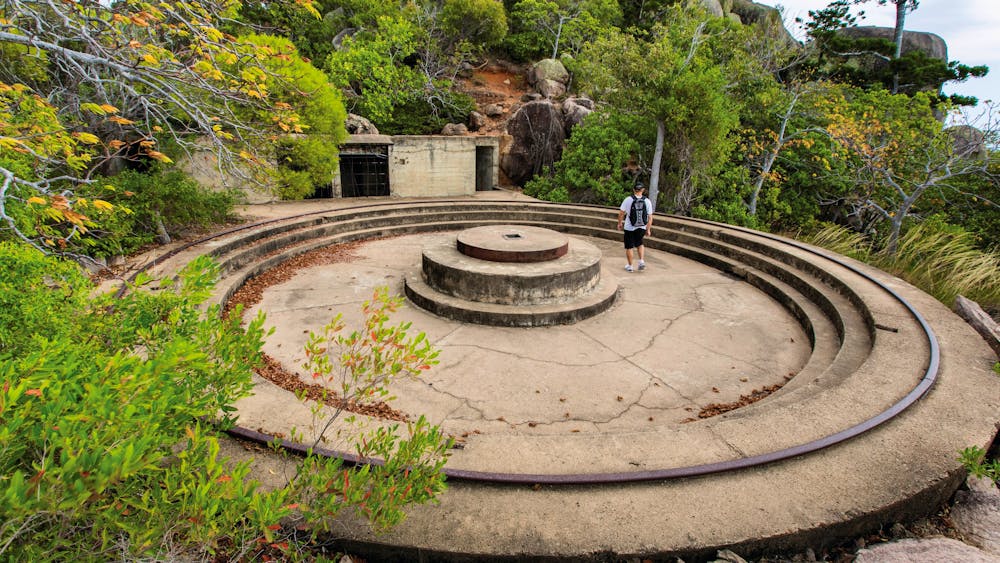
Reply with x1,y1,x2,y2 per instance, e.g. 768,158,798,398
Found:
266,524,282,531
216,475,231,483
25,388,42,397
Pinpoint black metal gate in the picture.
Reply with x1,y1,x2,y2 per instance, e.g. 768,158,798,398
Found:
340,151,389,197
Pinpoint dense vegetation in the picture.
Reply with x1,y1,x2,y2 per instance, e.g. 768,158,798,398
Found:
1,0,998,558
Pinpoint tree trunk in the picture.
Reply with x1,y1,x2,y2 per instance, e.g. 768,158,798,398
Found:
154,213,171,245
649,118,665,210
890,0,909,93
953,295,1000,359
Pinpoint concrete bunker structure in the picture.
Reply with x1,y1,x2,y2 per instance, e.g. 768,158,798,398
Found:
329,134,500,198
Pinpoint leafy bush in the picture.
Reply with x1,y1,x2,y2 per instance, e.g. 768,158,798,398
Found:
0,249,450,560
0,243,92,357
275,135,342,199
91,169,240,255
524,111,643,207
378,87,476,135
959,445,1000,485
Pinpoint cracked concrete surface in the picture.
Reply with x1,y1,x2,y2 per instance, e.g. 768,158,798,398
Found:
238,232,812,474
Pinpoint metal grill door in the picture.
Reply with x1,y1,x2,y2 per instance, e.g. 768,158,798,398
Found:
340,153,389,197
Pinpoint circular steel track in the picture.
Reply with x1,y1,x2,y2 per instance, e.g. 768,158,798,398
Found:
125,200,940,485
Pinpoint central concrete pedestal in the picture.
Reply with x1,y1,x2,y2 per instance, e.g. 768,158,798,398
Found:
403,226,619,326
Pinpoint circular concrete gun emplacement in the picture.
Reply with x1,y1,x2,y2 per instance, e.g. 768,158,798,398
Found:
404,225,619,326
136,197,1000,561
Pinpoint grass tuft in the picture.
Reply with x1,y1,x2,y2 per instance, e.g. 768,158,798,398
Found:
802,222,1000,310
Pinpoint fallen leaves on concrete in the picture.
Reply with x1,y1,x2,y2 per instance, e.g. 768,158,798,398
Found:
225,240,409,422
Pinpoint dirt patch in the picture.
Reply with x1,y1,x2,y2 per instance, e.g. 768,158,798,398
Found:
455,62,530,136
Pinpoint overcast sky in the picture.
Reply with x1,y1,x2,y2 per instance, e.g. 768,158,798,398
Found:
761,0,999,116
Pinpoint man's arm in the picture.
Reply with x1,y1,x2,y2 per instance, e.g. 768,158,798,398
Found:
645,200,652,232
617,209,626,230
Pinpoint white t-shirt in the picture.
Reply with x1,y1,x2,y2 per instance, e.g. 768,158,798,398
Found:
620,195,652,231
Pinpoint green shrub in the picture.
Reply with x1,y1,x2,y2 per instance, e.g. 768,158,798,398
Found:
0,243,92,357
524,111,643,207
959,445,1000,485
275,135,341,199
378,88,476,135
0,250,449,560
92,169,240,255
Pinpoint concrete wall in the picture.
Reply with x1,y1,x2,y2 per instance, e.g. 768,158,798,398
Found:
332,135,500,198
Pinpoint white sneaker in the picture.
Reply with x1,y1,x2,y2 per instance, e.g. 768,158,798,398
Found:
624,264,634,272
638,261,646,271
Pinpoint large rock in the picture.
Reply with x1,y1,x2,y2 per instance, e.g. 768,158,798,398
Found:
536,78,566,99
694,0,724,17
468,111,487,132
483,103,505,117
728,0,795,43
529,58,570,86
854,538,1000,562
836,26,948,92
839,26,948,61
441,123,468,136
562,97,594,136
730,0,782,27
951,476,1000,556
947,125,988,160
501,100,565,185
345,114,379,135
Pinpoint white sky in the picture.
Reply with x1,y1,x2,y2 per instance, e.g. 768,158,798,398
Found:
762,0,999,111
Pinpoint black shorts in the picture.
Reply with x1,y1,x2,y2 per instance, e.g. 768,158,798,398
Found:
624,228,646,249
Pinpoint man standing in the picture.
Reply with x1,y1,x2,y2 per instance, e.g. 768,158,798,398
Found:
617,182,653,272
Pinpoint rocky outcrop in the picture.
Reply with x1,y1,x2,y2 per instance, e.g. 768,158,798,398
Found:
838,26,948,61
562,97,594,136
345,114,379,135
947,125,988,160
528,59,570,99
695,0,724,18
501,100,565,185
729,0,782,27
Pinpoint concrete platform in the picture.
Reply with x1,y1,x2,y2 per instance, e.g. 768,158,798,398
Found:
137,196,999,561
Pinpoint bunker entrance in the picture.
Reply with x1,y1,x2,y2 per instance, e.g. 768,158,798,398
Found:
339,148,389,197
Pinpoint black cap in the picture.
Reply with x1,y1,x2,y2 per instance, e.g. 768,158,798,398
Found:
633,182,645,191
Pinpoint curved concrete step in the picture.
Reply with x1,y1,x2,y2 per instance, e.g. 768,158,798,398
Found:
144,197,999,561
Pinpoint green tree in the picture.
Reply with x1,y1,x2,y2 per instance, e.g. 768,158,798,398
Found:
524,111,646,206
0,0,338,255
818,85,997,254
325,14,424,125
575,9,738,214
505,0,621,61
239,33,348,199
800,0,988,103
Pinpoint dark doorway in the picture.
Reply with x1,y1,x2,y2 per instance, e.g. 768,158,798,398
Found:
475,146,494,191
340,151,389,197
